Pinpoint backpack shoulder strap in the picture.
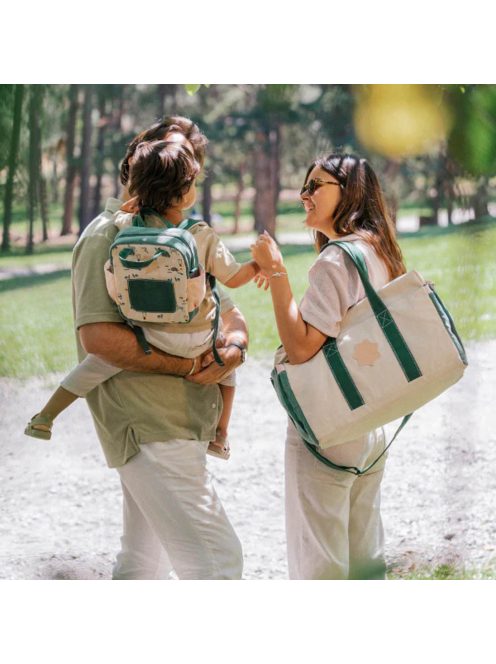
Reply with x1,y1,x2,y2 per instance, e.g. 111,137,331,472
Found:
178,218,208,233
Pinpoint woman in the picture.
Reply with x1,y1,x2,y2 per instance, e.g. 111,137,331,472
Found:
251,153,406,580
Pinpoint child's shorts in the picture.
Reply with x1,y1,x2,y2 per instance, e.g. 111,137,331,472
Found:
143,327,236,387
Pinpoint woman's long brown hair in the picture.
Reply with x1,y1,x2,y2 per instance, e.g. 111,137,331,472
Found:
306,154,406,279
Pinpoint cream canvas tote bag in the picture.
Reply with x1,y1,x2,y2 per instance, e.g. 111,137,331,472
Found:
271,240,468,474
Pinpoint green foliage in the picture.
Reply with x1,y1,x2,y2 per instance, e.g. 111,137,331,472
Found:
184,84,210,96
448,85,496,176
0,84,15,170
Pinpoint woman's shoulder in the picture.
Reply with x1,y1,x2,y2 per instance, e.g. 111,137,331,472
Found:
314,235,363,268
318,235,388,286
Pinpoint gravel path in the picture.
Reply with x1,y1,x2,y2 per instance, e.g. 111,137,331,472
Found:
1,340,495,580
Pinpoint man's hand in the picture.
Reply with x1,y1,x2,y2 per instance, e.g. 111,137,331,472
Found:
185,344,244,385
186,305,248,385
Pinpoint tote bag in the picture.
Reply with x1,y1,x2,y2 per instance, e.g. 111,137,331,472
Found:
271,240,468,474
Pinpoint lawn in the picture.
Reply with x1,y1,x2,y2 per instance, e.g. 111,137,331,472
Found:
0,218,495,378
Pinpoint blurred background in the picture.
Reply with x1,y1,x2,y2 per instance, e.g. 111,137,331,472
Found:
0,83,495,374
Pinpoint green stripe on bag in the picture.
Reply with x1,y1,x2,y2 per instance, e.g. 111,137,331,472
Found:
322,338,365,410
271,369,320,446
326,241,422,384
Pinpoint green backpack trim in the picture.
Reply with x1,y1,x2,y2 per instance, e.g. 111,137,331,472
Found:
111,209,224,366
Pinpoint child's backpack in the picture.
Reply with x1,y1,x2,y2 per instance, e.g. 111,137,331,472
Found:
104,208,223,363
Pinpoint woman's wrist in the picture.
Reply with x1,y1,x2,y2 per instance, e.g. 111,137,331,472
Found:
264,263,286,277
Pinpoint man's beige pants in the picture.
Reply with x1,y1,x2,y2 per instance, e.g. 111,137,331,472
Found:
112,440,243,580
285,421,387,580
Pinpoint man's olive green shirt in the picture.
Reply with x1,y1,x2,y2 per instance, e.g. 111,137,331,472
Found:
72,198,235,468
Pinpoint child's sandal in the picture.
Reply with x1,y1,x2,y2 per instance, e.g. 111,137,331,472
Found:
207,434,230,460
24,414,53,440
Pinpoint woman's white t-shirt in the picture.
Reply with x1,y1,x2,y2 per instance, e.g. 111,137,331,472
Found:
298,233,390,468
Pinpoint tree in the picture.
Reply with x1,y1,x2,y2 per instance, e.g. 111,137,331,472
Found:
78,85,93,233
1,84,24,251
250,85,301,237
61,84,79,235
26,85,44,254
91,85,111,219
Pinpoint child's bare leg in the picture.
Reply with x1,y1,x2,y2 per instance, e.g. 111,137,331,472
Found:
217,384,234,439
25,386,78,438
207,384,235,460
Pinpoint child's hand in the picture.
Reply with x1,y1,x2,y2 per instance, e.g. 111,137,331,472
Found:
120,196,140,213
253,273,271,291
250,231,284,274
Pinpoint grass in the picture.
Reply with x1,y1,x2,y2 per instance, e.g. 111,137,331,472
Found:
0,270,77,378
387,561,496,580
0,218,495,378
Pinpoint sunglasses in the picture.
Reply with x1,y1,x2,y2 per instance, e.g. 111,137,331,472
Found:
300,178,341,196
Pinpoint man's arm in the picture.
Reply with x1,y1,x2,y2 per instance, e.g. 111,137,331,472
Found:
79,322,196,377
186,306,248,385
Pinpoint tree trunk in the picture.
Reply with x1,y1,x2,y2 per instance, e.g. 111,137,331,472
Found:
473,176,489,219
157,84,178,117
92,88,107,219
51,156,59,205
112,85,125,198
252,128,278,238
383,159,400,227
2,84,24,252
26,85,43,254
61,84,79,236
232,165,245,235
202,170,213,225
39,175,49,241
78,85,93,234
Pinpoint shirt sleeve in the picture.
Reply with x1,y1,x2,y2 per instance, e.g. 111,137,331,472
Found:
299,249,358,338
200,227,242,284
218,285,235,314
73,228,123,329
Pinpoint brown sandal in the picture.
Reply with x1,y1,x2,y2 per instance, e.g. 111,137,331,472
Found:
207,433,230,460
24,413,53,440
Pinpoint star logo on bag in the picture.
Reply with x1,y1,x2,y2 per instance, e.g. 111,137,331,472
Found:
353,340,381,367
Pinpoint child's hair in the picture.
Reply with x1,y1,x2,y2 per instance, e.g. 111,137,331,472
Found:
120,116,208,186
306,153,406,280
128,139,201,214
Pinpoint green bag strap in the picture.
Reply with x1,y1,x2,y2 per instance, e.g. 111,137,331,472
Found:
207,273,224,366
323,240,422,383
130,324,152,355
178,218,224,366
302,413,413,476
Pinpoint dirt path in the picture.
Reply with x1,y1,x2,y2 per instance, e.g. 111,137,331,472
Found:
1,340,495,580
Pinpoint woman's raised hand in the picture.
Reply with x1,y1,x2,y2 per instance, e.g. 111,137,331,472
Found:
250,231,285,274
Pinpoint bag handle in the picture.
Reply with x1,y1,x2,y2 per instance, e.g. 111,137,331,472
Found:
118,247,170,270
302,414,413,476
324,240,422,383
207,273,224,367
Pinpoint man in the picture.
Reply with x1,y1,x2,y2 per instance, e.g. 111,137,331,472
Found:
73,117,247,579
